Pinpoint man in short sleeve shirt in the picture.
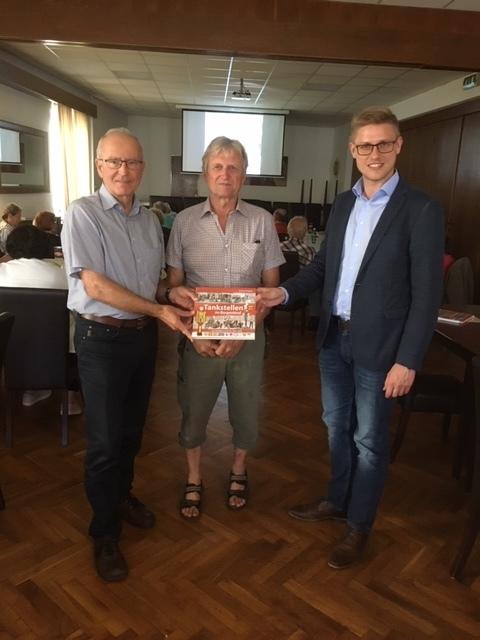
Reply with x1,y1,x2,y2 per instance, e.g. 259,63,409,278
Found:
167,136,284,518
62,128,193,582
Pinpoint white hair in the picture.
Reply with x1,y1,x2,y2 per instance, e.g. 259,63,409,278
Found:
96,127,142,159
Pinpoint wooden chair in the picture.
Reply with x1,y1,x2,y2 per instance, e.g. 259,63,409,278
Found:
450,355,480,579
0,311,15,509
0,287,71,447
390,372,463,463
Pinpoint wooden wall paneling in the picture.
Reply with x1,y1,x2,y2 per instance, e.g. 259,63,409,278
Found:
449,111,480,300
1,1,480,71
397,118,463,225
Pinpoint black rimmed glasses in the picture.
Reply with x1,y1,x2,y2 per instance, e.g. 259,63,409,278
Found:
354,139,398,156
98,158,144,169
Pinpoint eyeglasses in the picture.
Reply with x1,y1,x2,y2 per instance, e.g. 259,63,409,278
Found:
354,139,398,156
98,158,144,169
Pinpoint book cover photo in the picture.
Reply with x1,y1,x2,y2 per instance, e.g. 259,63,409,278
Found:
192,287,257,340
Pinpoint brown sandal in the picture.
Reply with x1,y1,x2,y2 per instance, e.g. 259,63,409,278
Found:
180,482,202,519
226,471,248,510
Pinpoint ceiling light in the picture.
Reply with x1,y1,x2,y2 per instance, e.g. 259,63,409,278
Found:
232,78,251,101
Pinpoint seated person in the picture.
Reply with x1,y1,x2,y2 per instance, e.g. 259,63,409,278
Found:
33,210,58,234
281,216,320,329
33,210,61,252
273,208,288,237
0,203,22,255
151,201,176,229
0,225,81,413
281,215,316,266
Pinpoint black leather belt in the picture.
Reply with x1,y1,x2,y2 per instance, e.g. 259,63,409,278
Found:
80,313,152,330
332,315,351,331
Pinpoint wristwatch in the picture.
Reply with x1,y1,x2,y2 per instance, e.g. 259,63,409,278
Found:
165,287,172,304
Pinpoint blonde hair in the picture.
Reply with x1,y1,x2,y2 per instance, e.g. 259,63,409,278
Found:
2,202,21,222
287,216,308,240
202,136,248,174
350,106,400,140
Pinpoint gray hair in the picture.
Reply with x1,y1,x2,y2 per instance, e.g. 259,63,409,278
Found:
202,136,248,174
287,216,308,240
152,201,171,215
96,127,143,159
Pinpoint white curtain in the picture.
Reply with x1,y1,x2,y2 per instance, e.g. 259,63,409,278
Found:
49,102,92,216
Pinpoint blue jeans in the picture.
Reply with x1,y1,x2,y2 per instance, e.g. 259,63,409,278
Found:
319,322,393,532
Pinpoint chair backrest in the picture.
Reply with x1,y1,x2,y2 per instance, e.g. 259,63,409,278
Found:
0,287,69,389
0,312,14,369
444,257,474,305
280,251,300,283
304,203,324,230
472,356,480,496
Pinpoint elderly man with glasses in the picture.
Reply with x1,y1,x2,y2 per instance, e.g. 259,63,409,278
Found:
62,128,194,582
257,107,444,569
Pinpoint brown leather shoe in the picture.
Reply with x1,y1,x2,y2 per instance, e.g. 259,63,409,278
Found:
119,495,156,529
288,498,347,522
94,537,129,582
328,529,369,569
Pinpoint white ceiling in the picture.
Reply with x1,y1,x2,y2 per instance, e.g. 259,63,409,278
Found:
1,41,467,123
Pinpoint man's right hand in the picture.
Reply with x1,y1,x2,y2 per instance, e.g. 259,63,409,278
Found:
192,339,219,358
256,287,286,309
157,305,193,340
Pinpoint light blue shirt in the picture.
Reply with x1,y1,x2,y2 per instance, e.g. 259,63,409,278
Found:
333,171,399,319
61,184,164,318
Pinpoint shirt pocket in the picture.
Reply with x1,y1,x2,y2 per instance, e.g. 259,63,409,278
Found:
241,241,263,275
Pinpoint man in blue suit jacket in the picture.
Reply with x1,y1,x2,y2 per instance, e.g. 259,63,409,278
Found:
258,106,444,568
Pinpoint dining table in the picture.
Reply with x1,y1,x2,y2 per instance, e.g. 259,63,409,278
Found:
434,305,480,578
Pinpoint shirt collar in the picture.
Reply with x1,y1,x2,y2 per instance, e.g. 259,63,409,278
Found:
352,170,399,200
200,197,248,218
99,183,142,216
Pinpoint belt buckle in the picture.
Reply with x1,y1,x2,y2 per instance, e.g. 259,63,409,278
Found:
135,316,148,330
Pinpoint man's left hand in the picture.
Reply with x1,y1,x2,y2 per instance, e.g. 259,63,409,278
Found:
214,340,245,359
383,363,416,398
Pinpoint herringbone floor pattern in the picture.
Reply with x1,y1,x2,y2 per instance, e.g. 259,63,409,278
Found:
0,316,479,639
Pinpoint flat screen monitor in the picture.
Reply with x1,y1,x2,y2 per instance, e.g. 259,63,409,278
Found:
0,127,21,164
182,109,285,176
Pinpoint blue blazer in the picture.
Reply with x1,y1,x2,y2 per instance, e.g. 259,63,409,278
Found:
283,177,445,371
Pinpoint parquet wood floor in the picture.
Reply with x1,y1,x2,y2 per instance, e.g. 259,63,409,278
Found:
1,316,479,639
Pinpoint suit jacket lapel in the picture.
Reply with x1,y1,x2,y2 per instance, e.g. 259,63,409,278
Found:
356,180,408,279
329,191,355,277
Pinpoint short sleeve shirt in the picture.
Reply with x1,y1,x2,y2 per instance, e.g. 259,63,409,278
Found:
166,199,284,287
61,184,164,319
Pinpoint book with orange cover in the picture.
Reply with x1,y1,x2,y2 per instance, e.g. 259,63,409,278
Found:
438,308,476,325
192,287,256,340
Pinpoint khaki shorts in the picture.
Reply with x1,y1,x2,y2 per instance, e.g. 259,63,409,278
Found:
177,328,266,450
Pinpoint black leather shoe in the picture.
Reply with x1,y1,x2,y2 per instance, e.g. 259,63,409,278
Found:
288,498,347,522
94,537,129,582
119,494,156,529
328,529,369,569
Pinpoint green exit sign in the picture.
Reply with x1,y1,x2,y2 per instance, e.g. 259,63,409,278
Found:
463,74,478,90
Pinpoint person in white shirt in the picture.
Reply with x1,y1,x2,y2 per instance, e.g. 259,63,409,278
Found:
0,224,80,411
0,203,22,255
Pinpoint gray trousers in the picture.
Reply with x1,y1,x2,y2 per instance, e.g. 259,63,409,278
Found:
177,328,265,450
